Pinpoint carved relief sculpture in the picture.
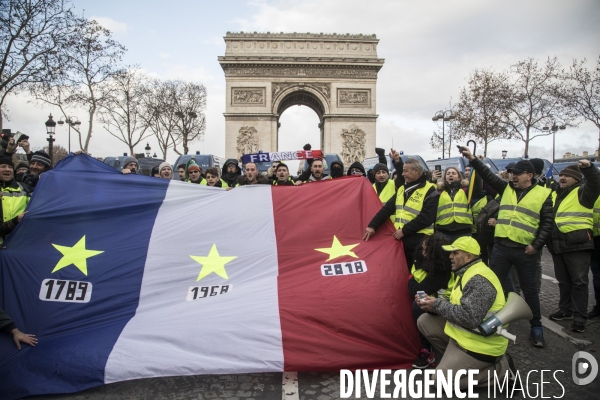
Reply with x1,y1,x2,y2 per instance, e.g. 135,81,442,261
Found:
338,89,371,107
232,88,265,106
340,124,366,166
236,126,259,157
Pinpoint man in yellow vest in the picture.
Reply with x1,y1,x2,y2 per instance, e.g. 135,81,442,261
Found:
0,156,30,242
372,149,403,204
547,161,600,333
459,147,553,348
363,159,439,270
589,194,600,319
417,236,511,389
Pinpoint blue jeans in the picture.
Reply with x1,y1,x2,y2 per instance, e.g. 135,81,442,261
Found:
489,242,542,327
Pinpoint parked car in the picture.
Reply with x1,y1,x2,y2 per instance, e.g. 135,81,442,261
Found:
172,153,227,180
363,154,429,174
425,156,499,176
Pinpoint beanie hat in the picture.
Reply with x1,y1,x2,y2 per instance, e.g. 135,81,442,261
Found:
15,162,29,171
560,164,582,182
0,156,14,168
530,158,545,176
31,151,51,168
347,161,366,176
187,163,200,172
122,156,139,169
158,162,172,172
373,163,389,174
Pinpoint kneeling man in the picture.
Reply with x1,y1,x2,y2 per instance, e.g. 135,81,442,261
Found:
417,236,510,388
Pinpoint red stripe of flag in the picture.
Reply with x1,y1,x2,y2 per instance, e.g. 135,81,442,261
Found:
272,176,420,371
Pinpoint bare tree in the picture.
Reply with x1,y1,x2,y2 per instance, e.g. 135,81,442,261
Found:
429,119,464,159
171,81,207,155
30,18,126,153
141,79,206,157
560,57,600,156
98,68,152,155
0,0,76,129
140,79,181,159
453,69,513,156
500,57,572,157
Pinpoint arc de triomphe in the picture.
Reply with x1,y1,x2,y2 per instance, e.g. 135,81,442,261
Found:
218,32,384,166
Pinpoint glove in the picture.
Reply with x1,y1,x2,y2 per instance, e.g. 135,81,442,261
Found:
303,143,311,151
375,147,385,156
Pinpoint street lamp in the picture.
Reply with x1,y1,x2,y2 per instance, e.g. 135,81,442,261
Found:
432,110,456,158
45,114,56,166
57,116,81,153
502,150,508,159
145,143,151,157
542,122,566,163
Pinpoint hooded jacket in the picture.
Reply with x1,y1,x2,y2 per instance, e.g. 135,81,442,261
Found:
347,161,366,177
221,159,242,187
330,160,345,179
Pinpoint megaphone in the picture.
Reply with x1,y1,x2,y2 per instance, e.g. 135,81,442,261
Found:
478,292,533,342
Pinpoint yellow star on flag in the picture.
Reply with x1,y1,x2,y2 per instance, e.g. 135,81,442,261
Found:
190,244,237,282
315,235,359,261
51,235,104,276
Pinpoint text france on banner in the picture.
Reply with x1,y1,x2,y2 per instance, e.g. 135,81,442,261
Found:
0,154,418,400
241,150,323,164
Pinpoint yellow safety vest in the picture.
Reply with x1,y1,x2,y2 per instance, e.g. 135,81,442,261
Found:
593,196,600,237
187,179,207,185
436,189,473,226
470,196,488,233
410,264,454,298
373,180,396,204
555,187,593,233
444,261,508,357
394,182,436,234
220,179,229,188
2,184,29,222
495,185,551,245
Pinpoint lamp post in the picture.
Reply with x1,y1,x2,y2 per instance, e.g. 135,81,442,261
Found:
432,110,456,159
502,150,507,159
542,122,566,163
145,143,151,158
57,116,81,153
45,114,56,166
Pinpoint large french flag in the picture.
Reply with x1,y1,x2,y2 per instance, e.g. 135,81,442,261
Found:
0,155,418,399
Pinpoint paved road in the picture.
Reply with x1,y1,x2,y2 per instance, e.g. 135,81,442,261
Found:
30,250,599,400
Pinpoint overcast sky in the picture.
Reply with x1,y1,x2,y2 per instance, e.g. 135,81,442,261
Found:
4,0,600,165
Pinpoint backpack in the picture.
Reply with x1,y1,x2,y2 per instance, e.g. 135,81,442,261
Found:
476,196,500,245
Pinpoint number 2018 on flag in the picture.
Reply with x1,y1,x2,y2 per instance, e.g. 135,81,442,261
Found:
39,279,92,303
321,260,367,276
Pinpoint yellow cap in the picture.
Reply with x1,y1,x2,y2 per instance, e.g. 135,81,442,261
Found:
442,236,481,255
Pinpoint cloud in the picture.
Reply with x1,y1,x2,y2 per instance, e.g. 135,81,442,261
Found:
159,53,171,59
89,16,130,33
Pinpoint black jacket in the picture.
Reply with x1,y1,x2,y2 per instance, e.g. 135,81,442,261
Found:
469,157,553,250
368,173,439,236
0,308,16,333
548,165,600,254
221,159,242,187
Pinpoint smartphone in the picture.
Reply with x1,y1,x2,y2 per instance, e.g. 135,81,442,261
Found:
434,165,441,172
417,290,426,299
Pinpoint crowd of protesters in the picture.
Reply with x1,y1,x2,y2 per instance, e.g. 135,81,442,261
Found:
1,133,599,388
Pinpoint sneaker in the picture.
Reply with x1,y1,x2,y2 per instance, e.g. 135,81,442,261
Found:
549,310,573,321
530,327,545,348
412,349,435,369
571,321,585,333
588,305,600,319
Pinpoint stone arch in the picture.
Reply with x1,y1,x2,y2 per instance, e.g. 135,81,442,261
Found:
219,32,384,161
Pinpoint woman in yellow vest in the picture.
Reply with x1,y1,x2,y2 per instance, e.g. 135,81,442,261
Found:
408,233,454,368
435,167,473,241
